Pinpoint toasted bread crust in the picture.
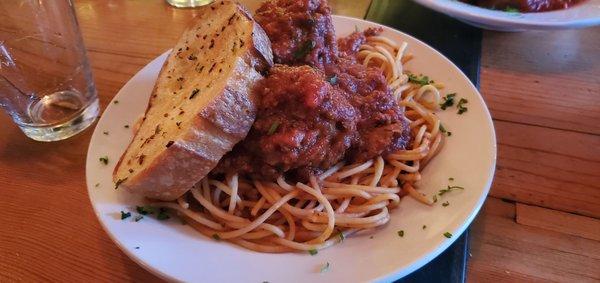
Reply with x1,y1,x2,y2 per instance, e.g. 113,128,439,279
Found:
113,1,272,201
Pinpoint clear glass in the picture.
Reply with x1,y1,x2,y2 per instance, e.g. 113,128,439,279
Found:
0,0,99,142
166,0,214,8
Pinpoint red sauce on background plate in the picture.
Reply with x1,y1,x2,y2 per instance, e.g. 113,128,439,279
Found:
461,0,585,12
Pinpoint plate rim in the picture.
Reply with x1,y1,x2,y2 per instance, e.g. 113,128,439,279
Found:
86,15,497,282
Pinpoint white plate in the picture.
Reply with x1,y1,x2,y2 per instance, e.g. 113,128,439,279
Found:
412,0,600,31
86,15,496,282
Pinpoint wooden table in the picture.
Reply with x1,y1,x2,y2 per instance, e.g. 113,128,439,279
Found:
1,1,598,282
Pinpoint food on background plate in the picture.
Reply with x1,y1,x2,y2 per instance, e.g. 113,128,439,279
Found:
115,0,463,253
460,0,585,12
113,1,273,201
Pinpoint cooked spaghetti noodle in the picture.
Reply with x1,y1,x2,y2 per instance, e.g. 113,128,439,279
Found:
154,34,446,253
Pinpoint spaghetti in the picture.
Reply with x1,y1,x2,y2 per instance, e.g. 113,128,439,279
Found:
153,34,446,253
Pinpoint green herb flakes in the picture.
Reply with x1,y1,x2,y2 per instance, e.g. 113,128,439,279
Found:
99,156,109,165
439,185,464,196
136,205,155,215
439,124,452,137
422,225,427,230
308,249,318,256
457,98,468,114
120,211,131,220
442,201,450,207
212,234,221,241
397,230,404,237
338,231,345,242
408,73,433,86
439,93,456,110
444,232,453,238
267,121,280,135
157,208,170,220
134,215,143,222
294,40,316,59
328,75,338,85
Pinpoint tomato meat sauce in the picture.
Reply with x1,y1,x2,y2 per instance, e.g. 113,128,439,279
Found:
214,0,411,181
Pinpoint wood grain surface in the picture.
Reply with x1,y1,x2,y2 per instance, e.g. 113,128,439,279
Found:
0,0,598,282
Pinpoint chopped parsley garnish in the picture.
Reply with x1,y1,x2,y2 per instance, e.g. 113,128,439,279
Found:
308,249,318,255
99,156,109,165
337,231,345,242
422,225,427,230
189,88,200,99
439,185,464,196
439,123,447,133
267,121,280,135
442,201,450,207
120,211,131,220
113,100,119,104
397,230,404,237
94,183,100,187
444,232,453,238
212,234,221,241
157,208,170,220
320,262,330,273
408,73,433,86
136,205,155,215
432,195,438,203
134,215,143,222
449,177,455,181
327,75,338,85
294,40,316,60
134,246,140,249
457,98,468,114
439,124,452,137
114,177,127,190
439,93,456,110
103,131,109,135
124,124,130,128
504,6,520,13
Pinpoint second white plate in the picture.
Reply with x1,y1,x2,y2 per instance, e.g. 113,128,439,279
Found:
412,0,600,31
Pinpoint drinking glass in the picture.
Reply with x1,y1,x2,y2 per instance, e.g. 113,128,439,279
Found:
166,0,214,8
0,0,99,142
